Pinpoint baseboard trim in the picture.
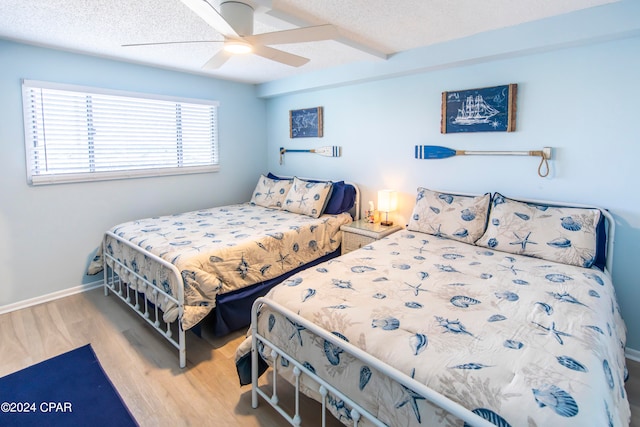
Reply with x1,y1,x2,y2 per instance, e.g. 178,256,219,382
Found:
626,347,640,362
0,280,104,316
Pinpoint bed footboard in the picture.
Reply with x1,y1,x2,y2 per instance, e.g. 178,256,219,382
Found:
102,231,186,368
250,298,495,427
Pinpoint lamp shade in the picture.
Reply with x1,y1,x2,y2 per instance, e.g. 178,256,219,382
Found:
377,190,398,213
378,190,397,226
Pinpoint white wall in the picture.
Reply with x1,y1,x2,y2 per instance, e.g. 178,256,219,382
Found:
0,40,267,307
264,36,640,350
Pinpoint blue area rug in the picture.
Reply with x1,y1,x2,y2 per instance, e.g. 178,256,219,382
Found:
0,344,138,427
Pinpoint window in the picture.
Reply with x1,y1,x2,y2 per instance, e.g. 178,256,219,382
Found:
22,80,219,185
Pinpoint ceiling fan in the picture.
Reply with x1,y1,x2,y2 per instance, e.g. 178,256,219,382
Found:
123,0,340,69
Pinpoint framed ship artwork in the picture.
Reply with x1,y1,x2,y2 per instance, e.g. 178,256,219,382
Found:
441,84,517,133
290,106,323,138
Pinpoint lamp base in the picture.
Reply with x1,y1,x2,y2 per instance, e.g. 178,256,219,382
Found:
380,220,393,226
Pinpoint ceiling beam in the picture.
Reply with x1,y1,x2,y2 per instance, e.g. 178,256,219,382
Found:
252,0,388,60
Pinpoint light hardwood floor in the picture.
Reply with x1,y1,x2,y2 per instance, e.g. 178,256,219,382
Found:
1,287,638,426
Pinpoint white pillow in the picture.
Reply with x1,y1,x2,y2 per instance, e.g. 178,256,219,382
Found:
475,193,601,268
407,188,490,244
249,174,292,209
283,177,332,218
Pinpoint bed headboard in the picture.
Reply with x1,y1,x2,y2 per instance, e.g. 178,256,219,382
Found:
345,181,360,220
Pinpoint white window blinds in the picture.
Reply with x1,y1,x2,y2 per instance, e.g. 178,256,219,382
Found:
22,80,219,185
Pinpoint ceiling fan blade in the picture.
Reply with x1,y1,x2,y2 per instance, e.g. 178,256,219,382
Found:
245,24,339,46
180,0,239,38
122,40,222,47
252,45,310,67
202,50,232,69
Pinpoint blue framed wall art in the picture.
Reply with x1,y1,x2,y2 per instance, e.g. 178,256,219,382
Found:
290,106,323,138
441,84,517,133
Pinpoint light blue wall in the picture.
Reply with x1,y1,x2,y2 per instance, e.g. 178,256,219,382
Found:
264,36,640,350
2,1,640,354
0,40,266,306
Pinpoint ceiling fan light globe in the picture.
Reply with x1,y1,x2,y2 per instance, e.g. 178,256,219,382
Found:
224,41,252,54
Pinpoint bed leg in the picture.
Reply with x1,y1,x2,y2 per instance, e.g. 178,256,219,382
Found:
270,349,279,405
103,267,111,296
251,328,259,408
251,363,258,407
319,386,328,427
293,366,301,426
179,326,186,369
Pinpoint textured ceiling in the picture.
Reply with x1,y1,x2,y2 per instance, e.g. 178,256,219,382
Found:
0,0,618,84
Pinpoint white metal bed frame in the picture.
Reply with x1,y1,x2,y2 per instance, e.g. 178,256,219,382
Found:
251,298,497,427
248,196,616,426
103,232,187,366
102,179,361,369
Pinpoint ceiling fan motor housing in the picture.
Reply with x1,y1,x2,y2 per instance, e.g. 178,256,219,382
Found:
220,1,254,36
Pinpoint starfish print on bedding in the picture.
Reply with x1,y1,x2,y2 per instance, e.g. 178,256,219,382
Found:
532,321,572,345
395,368,426,423
430,224,443,238
404,282,428,296
497,263,523,275
277,252,290,269
510,231,537,250
263,188,275,199
296,194,308,207
286,317,306,346
410,240,430,254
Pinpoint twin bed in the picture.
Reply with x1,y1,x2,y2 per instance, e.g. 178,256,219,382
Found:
89,175,359,368
236,188,630,426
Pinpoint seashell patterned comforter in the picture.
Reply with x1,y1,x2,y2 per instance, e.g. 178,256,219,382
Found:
239,229,630,426
88,204,352,329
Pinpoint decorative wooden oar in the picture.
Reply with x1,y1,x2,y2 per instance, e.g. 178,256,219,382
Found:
279,146,341,165
414,145,552,177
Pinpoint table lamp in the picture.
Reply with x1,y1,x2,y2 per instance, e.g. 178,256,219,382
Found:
378,190,397,226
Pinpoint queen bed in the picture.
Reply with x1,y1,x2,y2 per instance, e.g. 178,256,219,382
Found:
88,175,359,368
236,188,630,426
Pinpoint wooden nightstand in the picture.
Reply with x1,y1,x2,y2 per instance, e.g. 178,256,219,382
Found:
340,219,403,255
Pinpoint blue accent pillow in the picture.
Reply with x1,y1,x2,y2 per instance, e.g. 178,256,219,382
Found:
341,184,357,214
267,172,284,180
323,181,346,214
266,173,355,215
593,212,607,271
